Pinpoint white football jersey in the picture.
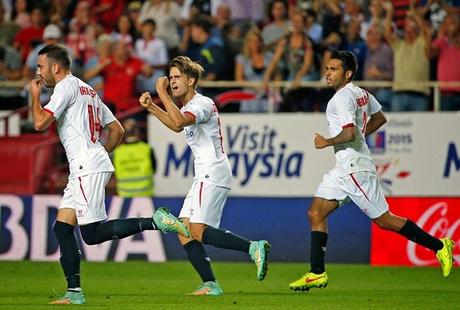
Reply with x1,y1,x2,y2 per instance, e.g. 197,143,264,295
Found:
181,93,232,188
43,74,116,178
325,82,382,176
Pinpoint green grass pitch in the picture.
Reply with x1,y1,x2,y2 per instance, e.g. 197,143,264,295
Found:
0,261,458,309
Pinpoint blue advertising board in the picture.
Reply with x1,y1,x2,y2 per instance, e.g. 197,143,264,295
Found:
1,195,370,263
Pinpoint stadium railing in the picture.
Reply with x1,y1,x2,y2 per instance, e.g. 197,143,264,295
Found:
198,80,460,113
0,80,459,194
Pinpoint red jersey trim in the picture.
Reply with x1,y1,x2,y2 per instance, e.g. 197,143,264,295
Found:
184,111,196,122
342,123,354,129
43,108,54,115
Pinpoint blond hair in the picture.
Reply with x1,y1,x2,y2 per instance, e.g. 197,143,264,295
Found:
243,28,263,57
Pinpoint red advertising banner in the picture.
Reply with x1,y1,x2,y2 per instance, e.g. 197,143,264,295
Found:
371,198,460,266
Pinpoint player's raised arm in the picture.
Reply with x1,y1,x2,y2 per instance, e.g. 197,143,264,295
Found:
30,79,55,131
139,91,183,132
155,76,195,130
103,119,124,153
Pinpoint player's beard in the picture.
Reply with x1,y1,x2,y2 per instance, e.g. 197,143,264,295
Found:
40,76,56,88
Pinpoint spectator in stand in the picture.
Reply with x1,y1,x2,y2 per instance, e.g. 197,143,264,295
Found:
343,0,365,25
93,0,126,33
83,34,113,98
219,0,265,24
264,9,319,112
305,8,323,45
139,0,182,60
14,7,45,61
361,0,388,39
66,1,98,67
364,23,393,111
262,0,291,51
211,3,231,39
385,2,432,111
418,0,447,34
111,14,136,49
389,0,411,31
85,40,146,113
48,0,72,29
189,15,233,82
316,0,342,43
23,24,75,105
0,45,24,110
127,1,143,33
0,4,20,49
134,19,168,94
24,24,65,80
235,28,274,113
431,13,460,110
13,0,30,29
340,19,367,81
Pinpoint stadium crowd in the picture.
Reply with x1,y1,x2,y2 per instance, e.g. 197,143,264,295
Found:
0,0,459,114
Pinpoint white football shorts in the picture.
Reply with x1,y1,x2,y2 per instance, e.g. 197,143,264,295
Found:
179,180,230,228
315,169,388,219
60,172,112,225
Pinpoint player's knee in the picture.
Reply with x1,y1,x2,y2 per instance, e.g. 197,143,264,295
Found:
53,221,74,238
307,208,322,224
190,226,204,242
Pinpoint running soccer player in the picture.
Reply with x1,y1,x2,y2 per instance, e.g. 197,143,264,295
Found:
289,50,455,292
31,44,189,305
139,56,270,296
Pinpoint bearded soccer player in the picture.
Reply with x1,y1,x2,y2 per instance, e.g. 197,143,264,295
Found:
289,50,455,292
31,44,189,304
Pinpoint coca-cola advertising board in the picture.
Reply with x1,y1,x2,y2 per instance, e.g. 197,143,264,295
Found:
371,198,459,266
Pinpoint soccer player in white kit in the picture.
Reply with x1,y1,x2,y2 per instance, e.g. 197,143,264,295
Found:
30,44,189,305
139,56,270,296
289,50,455,292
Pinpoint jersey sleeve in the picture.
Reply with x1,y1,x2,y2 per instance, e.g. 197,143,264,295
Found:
183,97,213,124
334,89,356,128
100,99,116,127
368,92,382,115
43,78,77,119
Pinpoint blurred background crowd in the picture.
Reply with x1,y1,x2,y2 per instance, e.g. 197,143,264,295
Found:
0,0,459,114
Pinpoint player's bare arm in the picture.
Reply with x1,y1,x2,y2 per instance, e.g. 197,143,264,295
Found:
139,91,183,132
314,126,356,149
155,76,195,130
365,111,387,137
30,79,55,131
104,119,124,153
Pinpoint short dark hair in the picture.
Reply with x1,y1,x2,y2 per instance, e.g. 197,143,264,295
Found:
38,44,71,70
190,15,213,34
142,18,156,27
330,50,358,80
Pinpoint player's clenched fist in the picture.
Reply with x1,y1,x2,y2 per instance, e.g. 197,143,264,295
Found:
155,76,169,93
139,92,153,109
30,79,42,98
314,133,329,149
